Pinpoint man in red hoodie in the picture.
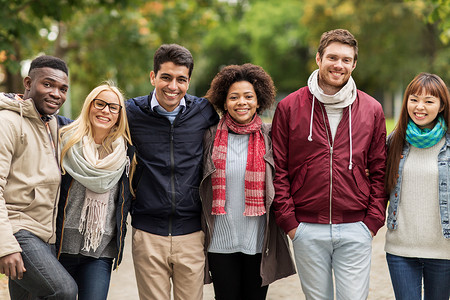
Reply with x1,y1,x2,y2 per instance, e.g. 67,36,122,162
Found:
272,29,388,300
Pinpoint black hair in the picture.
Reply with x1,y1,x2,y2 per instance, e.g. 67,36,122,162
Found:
28,55,68,75
153,44,194,77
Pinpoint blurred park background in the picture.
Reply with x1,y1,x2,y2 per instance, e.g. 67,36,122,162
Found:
1,0,449,121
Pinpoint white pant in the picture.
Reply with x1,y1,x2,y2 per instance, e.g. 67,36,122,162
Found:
292,222,372,300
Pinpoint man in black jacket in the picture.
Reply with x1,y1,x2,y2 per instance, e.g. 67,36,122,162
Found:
126,44,219,300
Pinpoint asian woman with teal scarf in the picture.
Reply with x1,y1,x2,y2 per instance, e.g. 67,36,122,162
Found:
385,73,450,300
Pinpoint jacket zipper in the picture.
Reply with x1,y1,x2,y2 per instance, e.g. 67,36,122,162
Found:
263,153,272,257
57,179,74,259
319,104,334,224
117,158,130,268
42,117,61,243
200,166,216,243
116,179,126,270
169,124,176,235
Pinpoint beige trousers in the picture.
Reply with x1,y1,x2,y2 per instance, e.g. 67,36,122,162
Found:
132,228,205,300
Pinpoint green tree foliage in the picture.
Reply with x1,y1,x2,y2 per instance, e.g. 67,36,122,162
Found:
404,0,450,43
0,0,135,92
0,0,448,117
301,0,447,94
196,0,448,98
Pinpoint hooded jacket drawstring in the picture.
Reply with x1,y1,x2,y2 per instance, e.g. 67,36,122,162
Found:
307,95,353,170
19,101,25,144
308,96,315,142
348,105,353,170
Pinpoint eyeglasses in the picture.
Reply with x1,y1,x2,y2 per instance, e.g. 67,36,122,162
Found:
92,99,122,114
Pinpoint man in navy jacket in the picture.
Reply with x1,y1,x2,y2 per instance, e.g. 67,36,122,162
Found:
126,44,219,300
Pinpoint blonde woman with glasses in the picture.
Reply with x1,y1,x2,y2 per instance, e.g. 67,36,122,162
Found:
55,82,133,300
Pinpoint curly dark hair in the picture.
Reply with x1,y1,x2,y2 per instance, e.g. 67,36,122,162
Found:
205,63,276,115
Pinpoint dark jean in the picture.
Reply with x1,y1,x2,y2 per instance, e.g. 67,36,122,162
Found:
208,252,268,300
386,252,450,300
8,230,77,300
59,254,113,300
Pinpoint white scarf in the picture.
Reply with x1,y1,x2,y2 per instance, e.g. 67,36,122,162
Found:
63,136,127,193
63,135,127,252
308,69,357,108
306,69,357,170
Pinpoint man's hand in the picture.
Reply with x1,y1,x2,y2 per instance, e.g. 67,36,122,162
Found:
288,228,297,240
0,252,26,280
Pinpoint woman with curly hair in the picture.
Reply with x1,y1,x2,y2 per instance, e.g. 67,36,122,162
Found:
200,64,295,299
56,82,133,300
385,73,450,300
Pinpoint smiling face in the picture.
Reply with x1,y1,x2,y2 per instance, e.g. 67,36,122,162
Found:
407,88,443,129
316,42,356,95
24,67,69,116
89,90,121,143
225,81,259,124
150,61,190,112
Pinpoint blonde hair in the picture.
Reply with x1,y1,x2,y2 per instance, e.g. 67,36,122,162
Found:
60,81,132,173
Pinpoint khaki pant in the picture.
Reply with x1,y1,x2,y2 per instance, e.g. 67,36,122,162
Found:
132,228,205,300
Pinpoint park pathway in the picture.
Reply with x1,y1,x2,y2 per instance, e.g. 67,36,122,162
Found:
107,221,395,300
0,222,394,299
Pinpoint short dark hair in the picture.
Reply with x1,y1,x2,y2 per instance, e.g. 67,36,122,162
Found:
318,29,358,62
205,63,276,115
28,55,68,75
153,44,194,78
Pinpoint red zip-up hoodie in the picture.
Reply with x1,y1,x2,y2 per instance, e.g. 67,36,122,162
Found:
272,87,388,236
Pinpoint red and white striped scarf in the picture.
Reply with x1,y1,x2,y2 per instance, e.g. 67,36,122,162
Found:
211,112,266,216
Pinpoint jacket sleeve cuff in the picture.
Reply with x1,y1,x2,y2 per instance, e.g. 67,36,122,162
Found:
278,217,300,235
0,236,22,258
363,216,385,236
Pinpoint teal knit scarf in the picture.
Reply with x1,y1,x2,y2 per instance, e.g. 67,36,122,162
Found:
406,115,447,148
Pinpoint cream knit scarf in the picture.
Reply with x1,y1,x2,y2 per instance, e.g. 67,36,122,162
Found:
63,135,127,251
308,69,357,108
307,69,357,170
